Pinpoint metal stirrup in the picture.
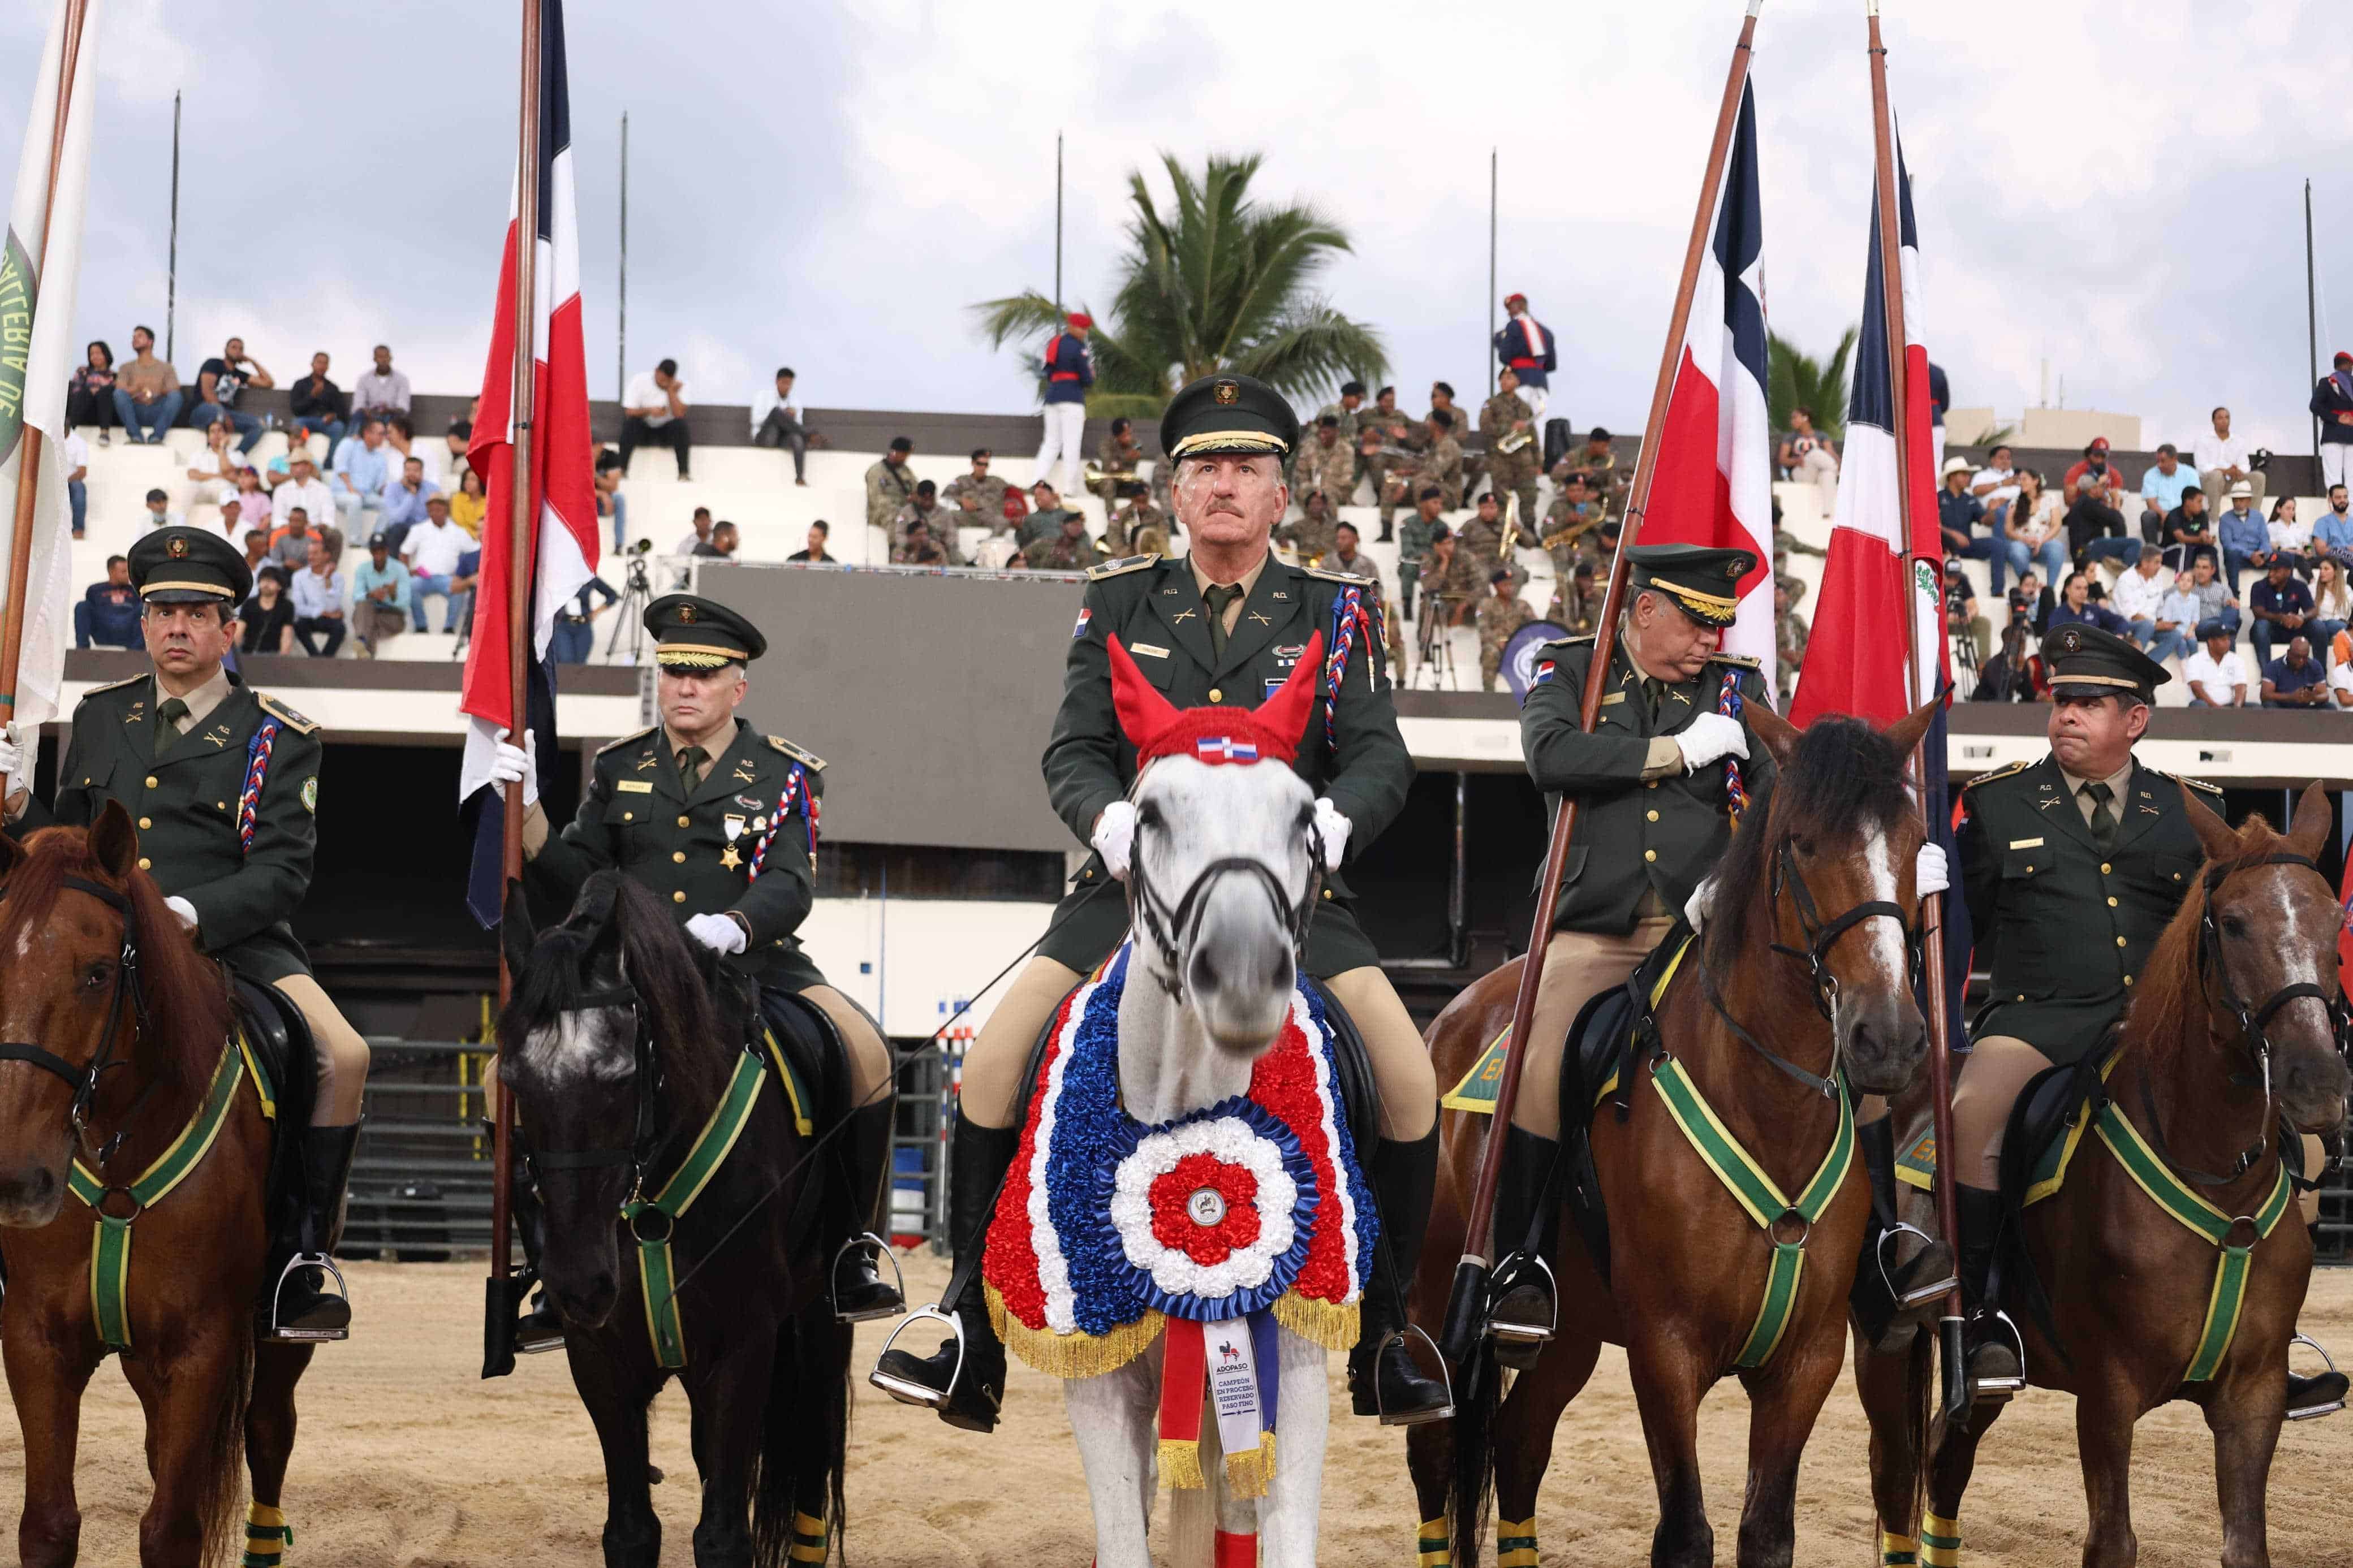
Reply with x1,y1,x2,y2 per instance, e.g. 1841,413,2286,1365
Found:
2287,1332,2346,1422
1876,1221,1959,1311
267,1252,351,1343
1373,1323,1455,1427
868,1305,966,1411
1967,1310,2028,1401
1486,1251,1559,1348
830,1232,908,1324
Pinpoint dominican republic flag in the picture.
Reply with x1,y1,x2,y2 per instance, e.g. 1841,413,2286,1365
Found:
457,0,597,927
0,0,100,737
1638,78,1775,701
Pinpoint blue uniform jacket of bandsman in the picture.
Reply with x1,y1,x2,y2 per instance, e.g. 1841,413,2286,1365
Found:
1042,332,1094,405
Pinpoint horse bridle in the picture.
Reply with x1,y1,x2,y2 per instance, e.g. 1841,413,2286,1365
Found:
0,876,156,1164
1123,791,1325,1003
522,983,667,1210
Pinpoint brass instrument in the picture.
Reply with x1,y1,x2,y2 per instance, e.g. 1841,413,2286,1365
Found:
1495,427,1535,455
1081,463,1139,490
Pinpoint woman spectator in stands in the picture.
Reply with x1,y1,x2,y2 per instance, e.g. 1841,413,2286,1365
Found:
2269,496,2314,576
186,418,243,503
2308,556,2350,649
230,466,272,534
240,565,297,654
2003,469,2069,585
450,466,488,539
67,340,118,443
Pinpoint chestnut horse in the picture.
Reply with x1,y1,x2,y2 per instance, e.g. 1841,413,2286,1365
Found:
0,802,315,1568
1853,785,2351,1568
1411,703,1941,1568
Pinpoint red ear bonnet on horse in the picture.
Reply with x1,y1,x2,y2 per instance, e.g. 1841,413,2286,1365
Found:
1106,630,1325,767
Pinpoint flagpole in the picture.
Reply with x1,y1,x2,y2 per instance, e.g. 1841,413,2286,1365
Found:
2307,179,2320,469
490,0,547,1349
617,110,628,401
165,90,180,363
1866,0,1967,1424
0,0,91,800
1054,131,1065,316
1487,148,1498,400
1440,0,1762,1365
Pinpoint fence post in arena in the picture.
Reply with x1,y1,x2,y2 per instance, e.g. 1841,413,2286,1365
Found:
1437,0,1768,1366
1867,0,1970,1424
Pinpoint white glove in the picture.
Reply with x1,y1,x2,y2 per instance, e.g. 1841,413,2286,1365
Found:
1673,712,1750,774
1915,841,1949,900
486,728,537,806
163,895,199,932
1682,876,1717,934
683,912,747,956
0,720,22,780
1092,800,1138,881
1312,798,1351,871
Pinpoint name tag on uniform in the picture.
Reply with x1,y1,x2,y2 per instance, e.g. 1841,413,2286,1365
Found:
617,780,654,793
1130,642,1170,658
2007,836,2042,849
1599,691,1626,706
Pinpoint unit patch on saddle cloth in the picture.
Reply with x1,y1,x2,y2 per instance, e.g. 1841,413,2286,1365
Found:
982,943,1376,1494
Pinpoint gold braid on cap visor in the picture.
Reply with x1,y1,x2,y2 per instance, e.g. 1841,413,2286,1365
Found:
652,642,744,669
1640,578,1739,624
137,581,236,599
1169,430,1290,458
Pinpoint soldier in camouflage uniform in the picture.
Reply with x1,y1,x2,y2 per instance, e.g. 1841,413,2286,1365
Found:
1429,381,1485,502
1397,486,1445,620
1774,573,1809,701
1476,568,1535,690
865,438,919,536
1090,417,1144,509
1381,410,1463,537
1281,486,1341,565
1546,556,1605,633
1315,379,1367,447
894,482,962,564
1561,427,1627,509
1456,491,1527,591
1358,388,1416,538
1019,511,1107,571
892,517,951,567
1018,480,1084,554
942,448,1013,524
1544,473,1610,580
1292,415,1358,508
1106,480,1167,556
1421,525,1485,630
1479,367,1542,532
1329,519,1383,602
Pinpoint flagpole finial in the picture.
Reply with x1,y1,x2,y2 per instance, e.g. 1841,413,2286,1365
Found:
1749,0,1764,15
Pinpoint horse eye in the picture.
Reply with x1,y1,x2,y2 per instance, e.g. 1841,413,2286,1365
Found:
1135,801,1163,830
83,965,110,991
2218,913,2251,940
1296,805,1317,832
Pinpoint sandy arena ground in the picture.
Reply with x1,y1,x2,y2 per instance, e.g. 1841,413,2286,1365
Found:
2,1254,2344,1565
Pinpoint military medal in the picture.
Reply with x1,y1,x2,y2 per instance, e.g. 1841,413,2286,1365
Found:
720,846,742,870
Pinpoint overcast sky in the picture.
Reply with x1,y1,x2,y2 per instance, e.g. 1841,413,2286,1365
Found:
5,0,2349,452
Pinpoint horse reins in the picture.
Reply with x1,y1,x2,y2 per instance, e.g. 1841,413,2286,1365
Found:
1123,785,1326,1004
0,875,158,1165
522,983,666,1203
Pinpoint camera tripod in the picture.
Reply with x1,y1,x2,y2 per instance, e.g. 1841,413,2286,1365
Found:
603,550,657,663
1413,595,1466,689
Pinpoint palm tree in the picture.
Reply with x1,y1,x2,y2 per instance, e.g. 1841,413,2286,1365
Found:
973,153,1389,421
1766,326,1857,442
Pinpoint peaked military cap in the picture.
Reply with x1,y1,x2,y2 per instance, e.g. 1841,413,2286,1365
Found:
2043,621,2169,703
1159,372,1299,461
129,524,252,604
644,593,766,670
1627,542,1755,628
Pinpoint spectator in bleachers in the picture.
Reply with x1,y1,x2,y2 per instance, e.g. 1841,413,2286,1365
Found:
1777,407,1838,508
380,455,443,551
2148,568,2204,666
350,533,411,656
68,340,117,444
1395,486,1446,620
239,567,296,654
2003,469,2067,584
62,426,87,538
214,498,245,548
865,437,916,534
692,520,740,560
2063,474,2136,574
550,575,619,664
2316,485,2353,565
619,357,692,480
585,447,622,549
111,326,182,444
1381,410,1464,534
1421,525,1483,629
2181,551,2239,636
1942,563,1981,670
893,517,951,567
2266,495,2312,570
2309,556,2350,646
2216,481,2273,595
443,420,472,494
1329,520,1381,598
786,520,835,563
2249,557,2315,666
675,506,713,555
2061,438,2126,507
239,528,271,582
2107,545,2171,645
1020,509,1105,572
1567,427,1626,509
1456,491,1522,589
752,367,812,485
1019,480,1082,552
2050,571,2132,640
2313,351,2353,489
2194,406,2262,516
402,496,474,632
2008,569,2054,637
1937,456,2010,590
272,450,336,551
74,555,140,650
352,344,411,423
2161,485,2216,573
139,487,184,536
2136,443,2199,543
2183,620,2249,707
1280,487,1339,565
2260,636,2329,709
1294,416,1355,511
288,352,347,450
290,537,348,658
229,467,272,534
942,448,1011,522
186,419,244,502
331,418,391,534
1476,568,1533,692
191,336,272,455
453,465,490,540
383,413,441,487
895,480,960,563
1110,479,1167,556
450,547,482,647
1967,443,2018,514
1092,418,1143,511
267,507,326,572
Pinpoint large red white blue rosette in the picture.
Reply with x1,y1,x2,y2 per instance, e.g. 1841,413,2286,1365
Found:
1102,1098,1316,1320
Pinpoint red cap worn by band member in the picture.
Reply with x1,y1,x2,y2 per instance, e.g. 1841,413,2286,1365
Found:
1502,292,1527,309
2337,350,2352,366
1107,630,1324,767
1067,312,1094,330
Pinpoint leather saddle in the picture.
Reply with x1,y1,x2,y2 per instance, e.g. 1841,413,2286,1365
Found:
230,975,319,1256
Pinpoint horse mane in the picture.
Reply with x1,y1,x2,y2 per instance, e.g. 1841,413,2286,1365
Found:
1703,715,1915,966
2121,811,2284,1055
3,826,235,1090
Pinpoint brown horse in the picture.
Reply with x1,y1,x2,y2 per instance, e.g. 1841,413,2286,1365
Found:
1854,785,2351,1568
1410,702,1941,1568
0,802,316,1568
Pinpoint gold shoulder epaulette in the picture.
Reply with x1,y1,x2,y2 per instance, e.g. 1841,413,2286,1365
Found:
595,725,658,757
1304,564,1373,586
2157,769,2223,797
1960,759,2033,792
1085,553,1160,581
81,673,146,701
257,694,320,735
768,735,826,770
1559,633,1597,647
1706,652,1762,670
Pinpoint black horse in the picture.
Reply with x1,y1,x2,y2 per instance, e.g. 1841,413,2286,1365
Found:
499,873,852,1568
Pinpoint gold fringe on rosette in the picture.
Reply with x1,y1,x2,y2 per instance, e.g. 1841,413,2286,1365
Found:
1271,1292,1359,1351
1223,1429,1277,1499
1157,1435,1208,1490
986,1283,1167,1378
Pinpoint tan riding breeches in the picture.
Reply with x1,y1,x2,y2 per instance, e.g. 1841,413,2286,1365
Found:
270,973,372,1127
1511,917,1677,1141
799,984,895,1109
958,956,1439,1142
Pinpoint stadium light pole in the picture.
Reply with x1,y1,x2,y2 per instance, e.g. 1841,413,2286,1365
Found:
165,90,179,362
1488,148,1497,399
618,110,628,400
2307,179,2319,469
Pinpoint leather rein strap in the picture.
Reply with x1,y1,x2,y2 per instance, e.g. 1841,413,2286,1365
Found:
0,875,155,1163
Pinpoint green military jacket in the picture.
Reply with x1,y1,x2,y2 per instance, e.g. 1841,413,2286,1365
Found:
1520,638,1776,935
20,673,322,982
1044,551,1408,911
529,717,827,991
1957,754,2215,1064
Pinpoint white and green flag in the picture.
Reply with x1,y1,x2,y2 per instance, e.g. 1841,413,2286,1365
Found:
0,0,99,731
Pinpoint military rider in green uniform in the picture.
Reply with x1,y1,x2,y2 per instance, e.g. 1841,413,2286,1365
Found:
489,594,903,1337
1950,624,2340,1409
873,372,1450,1432
5,526,372,1340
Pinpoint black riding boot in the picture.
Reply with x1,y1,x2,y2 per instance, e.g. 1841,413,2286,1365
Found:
1848,1116,1956,1347
1347,1129,1453,1425
832,1100,906,1322
1486,1125,1561,1371
273,1124,360,1340
510,1154,565,1354
870,1113,1018,1432
1955,1184,2022,1393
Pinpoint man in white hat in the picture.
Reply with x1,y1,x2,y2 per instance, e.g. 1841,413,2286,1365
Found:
1937,453,2007,588
2216,478,2272,598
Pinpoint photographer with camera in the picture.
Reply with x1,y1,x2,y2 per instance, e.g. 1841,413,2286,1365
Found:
1945,559,1988,666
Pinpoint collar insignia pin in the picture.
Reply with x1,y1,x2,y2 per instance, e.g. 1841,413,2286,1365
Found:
1173,608,1197,623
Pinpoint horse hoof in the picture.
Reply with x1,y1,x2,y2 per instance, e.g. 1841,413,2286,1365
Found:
648,1465,665,1485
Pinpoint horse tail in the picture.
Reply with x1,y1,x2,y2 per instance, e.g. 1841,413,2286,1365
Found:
749,1301,852,1568
1901,1326,1934,1547
192,1322,256,1568
1448,1336,1499,1568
